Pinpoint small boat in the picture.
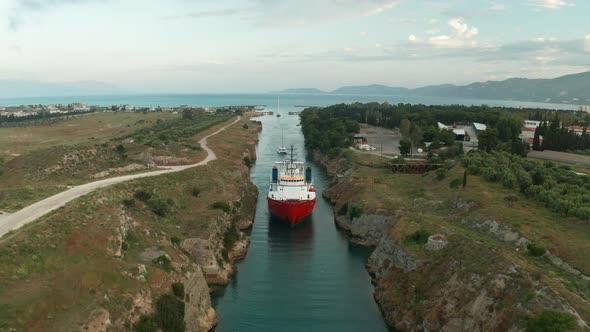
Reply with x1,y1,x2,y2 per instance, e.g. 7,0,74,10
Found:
277,129,287,154
268,146,316,224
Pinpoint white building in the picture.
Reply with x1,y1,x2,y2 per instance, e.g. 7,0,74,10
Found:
524,120,542,129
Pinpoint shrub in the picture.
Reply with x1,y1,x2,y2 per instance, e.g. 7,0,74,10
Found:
191,186,200,197
348,204,363,219
148,198,171,217
243,156,253,168
134,314,158,332
115,144,127,154
210,201,230,213
527,243,546,257
404,229,430,245
222,222,240,261
526,310,576,332
134,189,153,202
155,294,186,332
449,178,461,189
504,195,519,204
558,165,572,171
435,168,447,181
122,198,136,208
172,282,184,299
170,236,181,245
153,254,173,272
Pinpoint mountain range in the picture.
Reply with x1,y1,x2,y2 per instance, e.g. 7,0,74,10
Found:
277,71,590,105
0,80,130,99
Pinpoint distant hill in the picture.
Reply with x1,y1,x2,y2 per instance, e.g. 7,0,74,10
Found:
274,88,327,94
275,71,590,105
331,84,409,96
0,80,130,99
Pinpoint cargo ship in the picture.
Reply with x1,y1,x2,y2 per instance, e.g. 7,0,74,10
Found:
267,146,316,224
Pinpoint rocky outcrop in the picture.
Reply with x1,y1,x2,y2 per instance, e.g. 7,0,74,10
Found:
335,213,391,246
184,267,219,332
367,233,417,277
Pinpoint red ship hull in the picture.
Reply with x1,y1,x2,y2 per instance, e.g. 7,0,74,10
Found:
267,197,316,224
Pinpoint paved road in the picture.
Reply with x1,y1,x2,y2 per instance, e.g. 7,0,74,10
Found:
0,116,241,238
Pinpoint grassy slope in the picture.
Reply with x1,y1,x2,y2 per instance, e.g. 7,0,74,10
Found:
0,113,228,212
330,151,590,321
0,116,260,331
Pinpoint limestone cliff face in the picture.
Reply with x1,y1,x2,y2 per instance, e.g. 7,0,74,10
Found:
184,267,218,332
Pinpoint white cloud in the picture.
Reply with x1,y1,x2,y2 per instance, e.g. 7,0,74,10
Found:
422,19,479,48
359,31,368,37
489,2,511,10
408,34,417,42
363,1,399,16
585,34,590,52
533,37,558,42
529,0,573,9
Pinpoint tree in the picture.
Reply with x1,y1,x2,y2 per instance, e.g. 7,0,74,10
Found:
532,128,541,151
462,170,468,190
400,118,411,137
478,128,499,152
399,138,411,156
182,109,195,120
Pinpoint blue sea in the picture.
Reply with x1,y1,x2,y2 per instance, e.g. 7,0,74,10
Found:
0,93,580,111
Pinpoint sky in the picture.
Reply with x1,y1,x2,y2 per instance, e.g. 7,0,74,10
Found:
0,0,589,93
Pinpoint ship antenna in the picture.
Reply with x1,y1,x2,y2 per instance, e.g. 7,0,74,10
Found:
290,145,294,175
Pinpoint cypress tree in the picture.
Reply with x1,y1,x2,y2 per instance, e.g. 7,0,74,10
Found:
533,127,541,151
462,170,468,190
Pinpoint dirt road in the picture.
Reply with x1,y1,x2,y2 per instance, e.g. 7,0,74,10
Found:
0,116,241,238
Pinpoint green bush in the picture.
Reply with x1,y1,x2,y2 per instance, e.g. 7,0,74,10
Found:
155,294,186,332
527,243,547,257
526,310,576,332
449,178,461,189
115,144,127,154
170,236,181,245
134,189,153,202
153,254,173,272
210,201,230,213
134,314,158,332
191,186,200,197
122,198,136,208
348,204,363,220
435,168,447,181
404,229,430,245
148,198,171,217
243,156,253,168
172,282,185,299
222,222,240,261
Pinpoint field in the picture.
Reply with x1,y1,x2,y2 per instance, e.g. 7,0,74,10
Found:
327,150,590,321
0,115,260,331
0,112,177,160
0,112,228,212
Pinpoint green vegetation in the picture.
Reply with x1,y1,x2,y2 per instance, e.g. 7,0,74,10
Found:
527,243,547,257
462,151,590,220
526,310,577,332
172,282,184,299
134,314,159,332
191,186,201,197
222,221,240,261
153,254,173,272
300,107,360,153
243,156,253,168
209,201,231,213
534,113,590,152
348,204,363,220
403,229,431,245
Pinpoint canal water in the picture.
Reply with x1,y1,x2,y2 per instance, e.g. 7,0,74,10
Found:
211,110,390,331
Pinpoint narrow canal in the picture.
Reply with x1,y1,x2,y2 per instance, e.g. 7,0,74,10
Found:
212,109,390,332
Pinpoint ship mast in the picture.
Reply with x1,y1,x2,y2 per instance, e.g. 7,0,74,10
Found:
290,145,294,176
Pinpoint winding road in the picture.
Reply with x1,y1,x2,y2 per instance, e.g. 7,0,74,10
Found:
0,116,241,238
